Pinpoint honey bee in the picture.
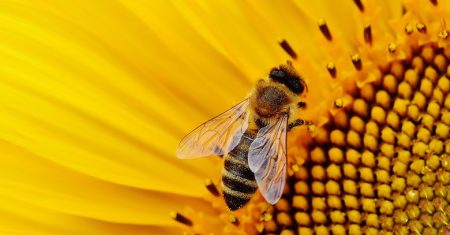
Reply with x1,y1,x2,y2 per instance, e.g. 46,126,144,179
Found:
176,62,310,210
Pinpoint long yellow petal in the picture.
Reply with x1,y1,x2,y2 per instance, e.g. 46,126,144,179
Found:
0,139,215,225
0,195,180,235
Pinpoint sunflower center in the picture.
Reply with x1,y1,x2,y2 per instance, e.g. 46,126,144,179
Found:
262,44,450,235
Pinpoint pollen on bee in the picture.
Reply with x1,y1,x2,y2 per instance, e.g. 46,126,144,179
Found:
170,211,193,226
279,39,297,59
318,18,332,41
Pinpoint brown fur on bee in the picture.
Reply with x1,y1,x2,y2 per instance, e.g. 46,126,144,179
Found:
252,83,291,118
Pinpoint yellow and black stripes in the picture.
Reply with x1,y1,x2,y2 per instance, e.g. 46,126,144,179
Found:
222,131,258,211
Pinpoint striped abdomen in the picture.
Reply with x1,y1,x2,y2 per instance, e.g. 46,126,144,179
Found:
222,130,258,211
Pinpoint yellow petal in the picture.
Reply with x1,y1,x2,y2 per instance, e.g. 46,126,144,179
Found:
0,139,216,225
0,0,225,196
0,194,180,235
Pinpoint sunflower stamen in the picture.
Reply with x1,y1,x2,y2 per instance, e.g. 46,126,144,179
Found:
318,18,332,41
307,124,316,133
228,215,239,225
439,18,448,39
327,62,337,78
205,179,220,197
279,39,297,59
260,212,273,222
170,211,193,226
402,5,407,15
405,23,414,34
388,43,397,53
439,30,449,39
353,0,364,12
335,98,344,108
364,25,373,44
351,54,362,70
291,163,300,172
416,23,427,33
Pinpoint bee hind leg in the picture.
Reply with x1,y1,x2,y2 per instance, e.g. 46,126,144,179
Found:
288,119,312,131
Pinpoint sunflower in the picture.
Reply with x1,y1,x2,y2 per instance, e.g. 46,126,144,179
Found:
0,0,449,234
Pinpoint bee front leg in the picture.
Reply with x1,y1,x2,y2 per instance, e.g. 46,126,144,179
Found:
288,119,312,131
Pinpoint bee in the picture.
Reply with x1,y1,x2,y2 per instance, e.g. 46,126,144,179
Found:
176,62,310,210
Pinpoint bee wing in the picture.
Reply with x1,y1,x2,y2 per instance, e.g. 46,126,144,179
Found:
176,99,250,159
248,114,288,205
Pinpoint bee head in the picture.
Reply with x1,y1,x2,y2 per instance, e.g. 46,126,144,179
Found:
269,63,307,95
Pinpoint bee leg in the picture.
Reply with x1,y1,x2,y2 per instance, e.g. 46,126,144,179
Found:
255,118,267,128
288,118,313,131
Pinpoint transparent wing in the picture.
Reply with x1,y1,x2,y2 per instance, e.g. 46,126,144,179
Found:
176,99,250,159
248,114,288,205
